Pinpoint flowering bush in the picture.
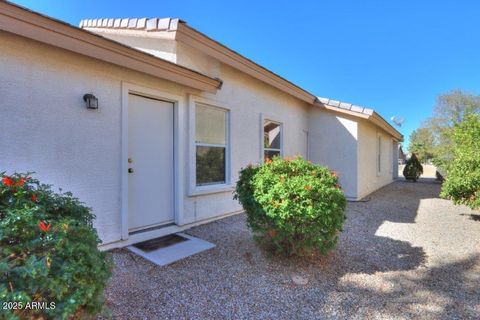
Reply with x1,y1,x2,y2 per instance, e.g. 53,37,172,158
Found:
234,156,347,256
0,172,112,319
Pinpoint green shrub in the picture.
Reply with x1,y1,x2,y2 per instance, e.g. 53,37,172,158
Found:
440,114,480,209
0,172,112,319
234,156,347,256
403,153,423,182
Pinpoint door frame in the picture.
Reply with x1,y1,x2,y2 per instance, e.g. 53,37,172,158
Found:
121,82,185,240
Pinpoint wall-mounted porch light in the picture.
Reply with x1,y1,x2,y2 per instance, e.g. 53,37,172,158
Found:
83,94,98,109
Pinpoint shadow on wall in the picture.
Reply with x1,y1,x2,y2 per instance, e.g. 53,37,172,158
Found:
308,113,359,198
332,116,358,199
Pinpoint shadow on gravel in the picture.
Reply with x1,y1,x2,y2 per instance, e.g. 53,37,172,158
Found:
461,213,480,222
340,254,480,319
395,177,440,185
105,180,464,319
299,179,436,275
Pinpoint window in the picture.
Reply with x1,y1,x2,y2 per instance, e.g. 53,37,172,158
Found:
263,120,282,161
377,135,382,174
195,104,228,186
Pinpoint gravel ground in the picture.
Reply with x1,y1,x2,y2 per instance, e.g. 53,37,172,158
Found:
101,179,480,319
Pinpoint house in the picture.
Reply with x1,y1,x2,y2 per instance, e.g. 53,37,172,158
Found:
310,97,401,200
0,2,402,250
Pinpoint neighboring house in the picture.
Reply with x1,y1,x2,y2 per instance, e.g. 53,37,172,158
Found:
0,2,402,249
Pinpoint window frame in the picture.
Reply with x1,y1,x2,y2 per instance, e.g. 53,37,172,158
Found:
389,138,394,175
260,113,284,162
377,133,382,176
188,97,232,196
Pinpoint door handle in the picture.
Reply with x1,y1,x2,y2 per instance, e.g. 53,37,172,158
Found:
128,168,134,173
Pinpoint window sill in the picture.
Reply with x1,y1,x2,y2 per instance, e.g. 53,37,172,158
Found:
188,184,235,197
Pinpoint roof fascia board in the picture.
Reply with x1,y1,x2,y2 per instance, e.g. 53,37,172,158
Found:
371,112,404,141
315,102,403,141
175,23,316,104
315,102,370,120
0,2,221,93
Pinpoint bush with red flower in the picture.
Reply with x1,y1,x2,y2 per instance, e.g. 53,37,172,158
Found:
0,172,111,319
234,156,347,256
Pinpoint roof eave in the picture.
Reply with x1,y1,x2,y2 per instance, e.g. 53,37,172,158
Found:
174,23,317,104
371,112,404,141
314,101,403,141
0,1,222,93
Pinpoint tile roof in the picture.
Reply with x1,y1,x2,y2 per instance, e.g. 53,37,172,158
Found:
79,16,399,140
317,96,374,116
317,96,403,140
79,17,180,31
0,1,222,92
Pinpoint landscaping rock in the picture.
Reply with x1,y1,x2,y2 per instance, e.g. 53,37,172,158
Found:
291,274,308,285
101,179,480,319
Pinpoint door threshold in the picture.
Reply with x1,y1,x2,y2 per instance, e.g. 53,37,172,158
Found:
129,222,176,236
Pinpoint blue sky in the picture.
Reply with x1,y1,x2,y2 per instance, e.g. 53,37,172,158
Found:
11,0,480,149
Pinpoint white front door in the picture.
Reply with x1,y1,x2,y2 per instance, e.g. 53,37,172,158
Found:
128,94,174,232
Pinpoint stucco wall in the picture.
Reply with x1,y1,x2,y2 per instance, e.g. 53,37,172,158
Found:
357,120,394,199
177,43,310,224
86,29,178,63
0,31,195,245
89,32,311,223
308,108,358,199
0,30,311,246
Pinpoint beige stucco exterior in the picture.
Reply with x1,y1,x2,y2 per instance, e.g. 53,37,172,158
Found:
0,30,310,248
357,120,396,199
308,107,398,200
0,31,197,245
83,27,311,227
308,108,359,198
180,43,310,225
0,3,403,249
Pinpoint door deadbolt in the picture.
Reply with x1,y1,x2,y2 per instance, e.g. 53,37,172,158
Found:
128,158,133,163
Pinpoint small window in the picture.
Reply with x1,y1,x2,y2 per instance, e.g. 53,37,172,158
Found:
195,105,228,186
377,135,382,173
264,120,282,161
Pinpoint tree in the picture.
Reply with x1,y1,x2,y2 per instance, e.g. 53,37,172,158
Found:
426,90,480,168
432,90,480,126
408,127,435,163
440,114,480,209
